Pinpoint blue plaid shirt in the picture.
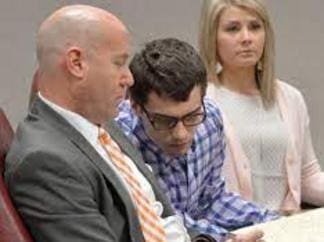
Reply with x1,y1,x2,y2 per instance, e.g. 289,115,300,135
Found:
116,98,278,242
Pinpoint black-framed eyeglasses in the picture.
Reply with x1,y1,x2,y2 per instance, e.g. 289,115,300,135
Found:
141,104,206,130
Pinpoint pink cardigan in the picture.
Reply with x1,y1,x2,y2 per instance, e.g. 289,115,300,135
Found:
207,81,324,213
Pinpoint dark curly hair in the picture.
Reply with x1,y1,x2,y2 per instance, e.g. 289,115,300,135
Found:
129,38,207,106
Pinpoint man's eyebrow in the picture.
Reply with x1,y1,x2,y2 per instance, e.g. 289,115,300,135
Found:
152,105,203,118
184,105,204,117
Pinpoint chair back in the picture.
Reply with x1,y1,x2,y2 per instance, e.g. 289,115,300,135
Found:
0,108,33,242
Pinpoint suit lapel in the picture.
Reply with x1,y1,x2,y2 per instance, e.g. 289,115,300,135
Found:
106,120,174,216
31,97,143,241
68,128,146,241
106,120,158,185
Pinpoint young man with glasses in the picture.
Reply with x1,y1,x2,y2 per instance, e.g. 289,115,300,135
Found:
116,38,278,242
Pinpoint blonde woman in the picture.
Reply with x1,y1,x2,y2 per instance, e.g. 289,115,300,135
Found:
199,0,324,214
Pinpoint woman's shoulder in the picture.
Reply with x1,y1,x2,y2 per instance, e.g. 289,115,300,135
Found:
276,79,309,118
276,79,305,102
206,81,219,98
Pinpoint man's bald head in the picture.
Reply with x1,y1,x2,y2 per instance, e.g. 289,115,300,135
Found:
35,5,133,124
36,5,127,74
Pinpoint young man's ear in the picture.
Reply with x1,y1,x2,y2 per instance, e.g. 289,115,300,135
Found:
65,47,88,79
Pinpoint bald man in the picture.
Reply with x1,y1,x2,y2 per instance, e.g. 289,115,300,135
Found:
5,5,190,242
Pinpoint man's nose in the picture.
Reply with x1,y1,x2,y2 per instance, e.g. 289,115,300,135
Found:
171,121,189,140
122,67,134,87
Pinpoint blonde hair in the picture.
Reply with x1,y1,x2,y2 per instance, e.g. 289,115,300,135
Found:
199,0,276,106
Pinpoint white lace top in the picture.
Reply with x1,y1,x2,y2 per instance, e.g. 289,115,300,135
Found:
215,86,289,210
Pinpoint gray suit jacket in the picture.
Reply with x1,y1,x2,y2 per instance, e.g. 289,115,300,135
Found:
5,97,174,242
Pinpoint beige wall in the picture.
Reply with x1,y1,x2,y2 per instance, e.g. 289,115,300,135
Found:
1,0,323,166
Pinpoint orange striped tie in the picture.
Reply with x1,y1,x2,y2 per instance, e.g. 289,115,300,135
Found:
98,127,167,242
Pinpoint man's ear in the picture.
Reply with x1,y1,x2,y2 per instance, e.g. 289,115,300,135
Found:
65,47,88,79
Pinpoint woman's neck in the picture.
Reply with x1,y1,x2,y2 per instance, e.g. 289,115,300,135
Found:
219,67,259,95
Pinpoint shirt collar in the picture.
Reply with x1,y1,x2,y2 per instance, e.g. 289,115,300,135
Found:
38,92,99,147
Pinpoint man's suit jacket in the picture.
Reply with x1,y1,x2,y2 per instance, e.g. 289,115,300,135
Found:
5,96,174,242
